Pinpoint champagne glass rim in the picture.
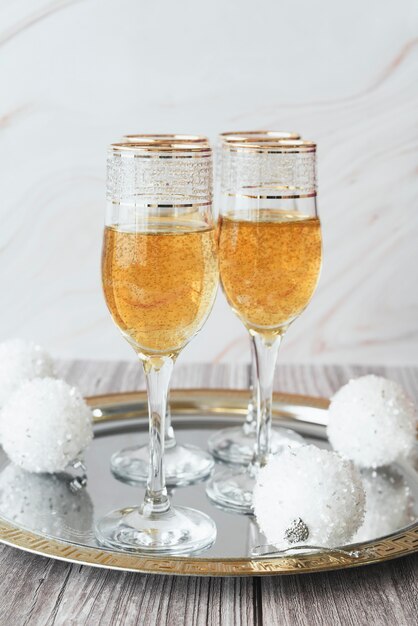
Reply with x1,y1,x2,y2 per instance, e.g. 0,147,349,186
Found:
123,133,209,144
110,140,211,155
220,130,301,143
224,139,316,153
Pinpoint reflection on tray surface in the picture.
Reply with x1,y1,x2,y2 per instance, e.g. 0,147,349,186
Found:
0,426,416,558
0,464,94,542
354,466,416,543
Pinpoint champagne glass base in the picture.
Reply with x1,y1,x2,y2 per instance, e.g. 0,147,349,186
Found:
111,444,215,487
208,426,304,465
96,505,216,554
206,467,256,515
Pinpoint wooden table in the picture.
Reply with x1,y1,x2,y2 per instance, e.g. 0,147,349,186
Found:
1,361,417,626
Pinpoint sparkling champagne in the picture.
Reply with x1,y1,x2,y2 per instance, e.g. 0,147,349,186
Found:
219,210,322,335
102,222,218,356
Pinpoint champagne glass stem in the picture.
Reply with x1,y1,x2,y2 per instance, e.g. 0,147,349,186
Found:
142,356,174,514
243,340,258,434
252,333,282,467
164,392,177,449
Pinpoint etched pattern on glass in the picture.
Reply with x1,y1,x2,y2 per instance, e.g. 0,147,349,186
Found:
107,153,213,205
221,151,316,195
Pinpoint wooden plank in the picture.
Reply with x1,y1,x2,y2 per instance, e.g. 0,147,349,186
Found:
260,554,418,626
0,545,257,626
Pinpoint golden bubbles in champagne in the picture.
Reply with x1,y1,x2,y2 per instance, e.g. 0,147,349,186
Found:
219,210,322,335
102,223,218,356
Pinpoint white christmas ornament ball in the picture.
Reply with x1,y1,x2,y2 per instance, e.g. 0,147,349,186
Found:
0,378,93,473
327,376,417,468
0,338,55,406
253,445,365,548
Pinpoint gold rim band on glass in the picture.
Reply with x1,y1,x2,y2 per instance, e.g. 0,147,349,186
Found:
123,134,209,145
227,192,317,200
111,141,212,155
220,130,301,143
109,200,213,209
224,139,316,153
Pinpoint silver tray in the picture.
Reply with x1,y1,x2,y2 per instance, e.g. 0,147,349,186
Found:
0,389,417,577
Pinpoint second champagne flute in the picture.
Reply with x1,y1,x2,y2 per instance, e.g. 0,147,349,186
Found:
97,137,219,552
206,137,322,513
208,131,304,465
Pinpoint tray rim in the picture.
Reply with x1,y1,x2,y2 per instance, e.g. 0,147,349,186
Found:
0,388,417,577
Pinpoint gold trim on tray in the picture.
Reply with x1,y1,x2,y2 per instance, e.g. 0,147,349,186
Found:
0,389,416,577
88,388,329,425
0,516,417,576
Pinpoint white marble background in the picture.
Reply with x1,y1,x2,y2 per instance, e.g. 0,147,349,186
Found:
1,0,417,365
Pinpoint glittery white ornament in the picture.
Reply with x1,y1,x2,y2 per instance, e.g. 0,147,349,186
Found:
253,445,365,548
0,338,55,406
0,378,93,473
327,376,417,468
0,464,93,540
353,467,414,543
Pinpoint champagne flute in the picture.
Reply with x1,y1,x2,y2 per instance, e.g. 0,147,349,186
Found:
208,131,304,465
206,137,322,513
96,137,218,552
108,134,215,487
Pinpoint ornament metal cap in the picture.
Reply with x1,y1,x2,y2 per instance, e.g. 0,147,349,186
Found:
284,518,310,544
